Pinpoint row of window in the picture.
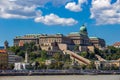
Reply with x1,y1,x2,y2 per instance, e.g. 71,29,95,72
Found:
40,38,62,43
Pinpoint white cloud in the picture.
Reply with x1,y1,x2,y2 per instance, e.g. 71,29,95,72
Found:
65,0,87,12
65,2,81,12
0,0,37,19
0,0,78,26
14,0,72,7
90,0,120,25
35,13,78,26
0,0,73,19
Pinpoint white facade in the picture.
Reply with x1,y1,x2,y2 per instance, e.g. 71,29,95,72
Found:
14,63,30,70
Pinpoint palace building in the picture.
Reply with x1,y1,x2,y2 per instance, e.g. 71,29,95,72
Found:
14,25,106,52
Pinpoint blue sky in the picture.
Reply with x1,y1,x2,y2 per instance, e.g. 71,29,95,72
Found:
0,0,120,46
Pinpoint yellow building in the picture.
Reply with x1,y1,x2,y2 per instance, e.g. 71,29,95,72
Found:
0,50,8,70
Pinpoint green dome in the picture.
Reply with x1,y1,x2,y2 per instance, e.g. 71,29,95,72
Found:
80,25,87,32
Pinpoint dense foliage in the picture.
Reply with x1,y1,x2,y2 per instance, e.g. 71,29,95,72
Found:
7,43,120,70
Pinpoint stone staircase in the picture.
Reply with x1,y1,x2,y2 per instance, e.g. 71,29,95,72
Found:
95,54,106,61
63,50,91,65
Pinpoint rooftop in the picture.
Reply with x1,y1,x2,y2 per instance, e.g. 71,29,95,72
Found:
89,37,99,39
113,42,120,46
0,50,6,53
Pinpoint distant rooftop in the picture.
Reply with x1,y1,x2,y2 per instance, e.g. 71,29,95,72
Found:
89,37,99,39
113,42,120,46
40,33,64,37
15,33,64,39
0,50,6,53
16,34,42,38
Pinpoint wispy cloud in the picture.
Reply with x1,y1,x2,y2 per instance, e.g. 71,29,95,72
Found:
90,0,120,25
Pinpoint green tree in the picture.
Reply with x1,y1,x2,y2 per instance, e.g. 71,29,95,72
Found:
17,50,25,58
39,62,46,69
73,45,79,51
88,52,95,60
80,52,88,58
86,61,96,69
53,53,61,61
62,54,70,62
107,46,117,54
8,46,20,54
29,52,37,60
8,64,14,70
23,42,37,52
40,50,47,59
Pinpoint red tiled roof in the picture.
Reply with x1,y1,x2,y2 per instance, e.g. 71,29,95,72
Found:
0,50,6,53
113,42,120,46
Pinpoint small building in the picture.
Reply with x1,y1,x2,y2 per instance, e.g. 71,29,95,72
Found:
95,60,120,70
7,52,14,64
14,51,30,70
0,50,8,69
8,51,23,65
113,42,120,48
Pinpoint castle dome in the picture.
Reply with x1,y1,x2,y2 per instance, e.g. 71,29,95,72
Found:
80,25,87,32
79,24,88,35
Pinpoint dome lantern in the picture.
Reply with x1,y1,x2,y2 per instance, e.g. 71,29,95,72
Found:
80,24,88,35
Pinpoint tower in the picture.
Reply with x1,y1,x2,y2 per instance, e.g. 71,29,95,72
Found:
79,24,90,46
25,51,29,63
4,40,9,49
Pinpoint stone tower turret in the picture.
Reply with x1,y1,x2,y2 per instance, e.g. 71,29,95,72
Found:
4,40,9,49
